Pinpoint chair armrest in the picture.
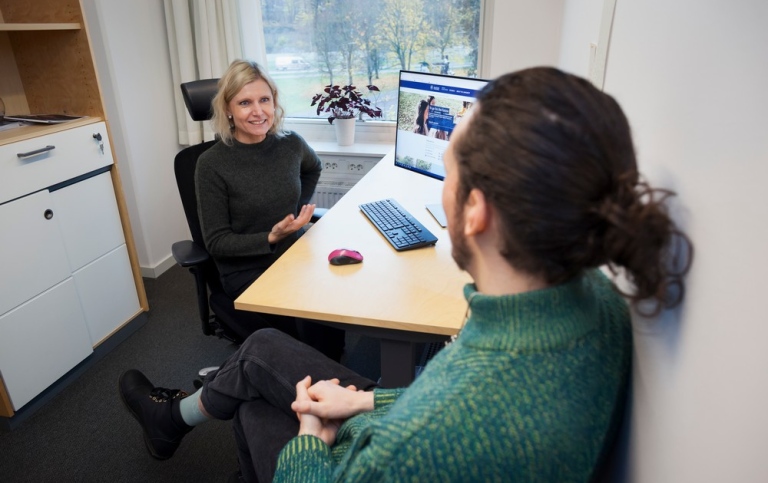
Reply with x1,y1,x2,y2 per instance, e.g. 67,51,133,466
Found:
172,240,210,267
311,207,328,223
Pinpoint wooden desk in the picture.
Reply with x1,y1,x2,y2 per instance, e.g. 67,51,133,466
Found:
235,150,472,387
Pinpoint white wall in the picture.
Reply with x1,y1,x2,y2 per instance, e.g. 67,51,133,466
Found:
82,0,190,278
558,0,603,76
483,0,564,78
561,1,768,481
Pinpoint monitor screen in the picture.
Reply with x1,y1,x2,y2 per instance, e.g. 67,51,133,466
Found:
394,70,489,181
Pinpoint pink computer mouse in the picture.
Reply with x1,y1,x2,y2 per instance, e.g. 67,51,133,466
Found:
328,248,363,266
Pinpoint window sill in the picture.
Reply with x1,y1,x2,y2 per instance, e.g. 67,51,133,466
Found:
285,118,395,157
307,141,393,158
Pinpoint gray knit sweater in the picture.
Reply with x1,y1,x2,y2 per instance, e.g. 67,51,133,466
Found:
195,132,321,288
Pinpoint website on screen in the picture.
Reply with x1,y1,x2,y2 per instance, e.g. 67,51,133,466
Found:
394,71,488,181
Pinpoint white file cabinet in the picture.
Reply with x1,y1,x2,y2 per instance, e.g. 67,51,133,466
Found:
0,121,140,412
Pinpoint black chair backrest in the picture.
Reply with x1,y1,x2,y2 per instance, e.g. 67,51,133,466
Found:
175,78,221,291
174,140,221,290
174,140,217,248
181,78,220,121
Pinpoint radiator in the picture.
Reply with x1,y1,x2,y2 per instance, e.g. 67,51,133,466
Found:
310,155,382,209
312,186,349,208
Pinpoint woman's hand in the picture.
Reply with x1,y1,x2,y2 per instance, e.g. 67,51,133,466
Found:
294,376,343,446
268,204,316,244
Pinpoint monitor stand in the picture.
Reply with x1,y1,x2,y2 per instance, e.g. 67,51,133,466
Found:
425,203,447,228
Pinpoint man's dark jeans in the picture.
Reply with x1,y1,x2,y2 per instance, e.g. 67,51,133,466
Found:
200,329,378,482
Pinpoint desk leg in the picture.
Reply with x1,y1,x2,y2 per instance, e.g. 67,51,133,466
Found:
379,339,419,388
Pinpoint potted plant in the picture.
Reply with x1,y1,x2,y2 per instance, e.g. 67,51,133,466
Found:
311,84,382,145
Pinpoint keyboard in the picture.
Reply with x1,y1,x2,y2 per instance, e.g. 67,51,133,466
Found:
359,198,438,251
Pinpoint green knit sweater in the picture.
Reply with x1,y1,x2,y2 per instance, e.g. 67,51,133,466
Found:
274,269,632,482
195,132,321,282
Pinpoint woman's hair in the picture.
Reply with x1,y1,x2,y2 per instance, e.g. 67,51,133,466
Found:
454,67,693,315
414,99,429,134
210,59,285,145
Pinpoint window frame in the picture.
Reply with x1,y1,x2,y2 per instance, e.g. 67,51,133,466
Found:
246,0,492,147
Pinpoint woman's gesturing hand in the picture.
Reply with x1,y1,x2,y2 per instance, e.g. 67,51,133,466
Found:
268,204,315,244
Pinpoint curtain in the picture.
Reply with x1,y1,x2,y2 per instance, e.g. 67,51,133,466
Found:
165,0,261,145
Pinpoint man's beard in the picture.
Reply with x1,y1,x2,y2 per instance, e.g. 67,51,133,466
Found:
449,211,472,271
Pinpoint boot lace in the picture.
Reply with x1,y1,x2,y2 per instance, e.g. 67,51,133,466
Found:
149,387,188,403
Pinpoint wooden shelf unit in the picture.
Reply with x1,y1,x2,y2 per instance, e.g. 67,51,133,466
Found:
0,0,148,419
0,0,101,133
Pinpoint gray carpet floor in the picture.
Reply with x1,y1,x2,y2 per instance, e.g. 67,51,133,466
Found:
0,264,379,482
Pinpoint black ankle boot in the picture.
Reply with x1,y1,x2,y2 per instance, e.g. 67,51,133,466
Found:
118,369,193,460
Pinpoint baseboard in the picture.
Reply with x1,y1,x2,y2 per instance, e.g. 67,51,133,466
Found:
140,254,177,279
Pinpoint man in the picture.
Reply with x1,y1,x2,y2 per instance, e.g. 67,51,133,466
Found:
440,54,450,74
121,67,690,481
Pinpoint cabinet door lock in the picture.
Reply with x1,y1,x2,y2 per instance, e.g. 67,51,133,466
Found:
93,133,104,154
44,209,54,220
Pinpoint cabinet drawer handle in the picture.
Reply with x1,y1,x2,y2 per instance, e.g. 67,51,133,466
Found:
17,145,56,159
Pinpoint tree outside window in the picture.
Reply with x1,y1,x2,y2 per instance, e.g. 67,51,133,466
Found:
258,0,483,121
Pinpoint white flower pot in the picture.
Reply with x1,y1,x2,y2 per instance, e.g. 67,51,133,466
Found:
334,117,356,146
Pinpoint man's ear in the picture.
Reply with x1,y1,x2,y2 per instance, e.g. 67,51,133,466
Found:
463,188,489,236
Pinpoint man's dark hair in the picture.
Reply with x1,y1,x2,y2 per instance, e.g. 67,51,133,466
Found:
454,67,692,315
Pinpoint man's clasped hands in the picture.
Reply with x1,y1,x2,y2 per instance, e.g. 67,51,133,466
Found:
293,376,376,446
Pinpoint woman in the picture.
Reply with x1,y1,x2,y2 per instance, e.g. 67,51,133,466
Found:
412,99,429,135
121,67,693,481
198,60,318,299
196,59,344,357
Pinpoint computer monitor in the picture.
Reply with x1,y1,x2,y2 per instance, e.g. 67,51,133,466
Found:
393,70,489,226
394,70,489,182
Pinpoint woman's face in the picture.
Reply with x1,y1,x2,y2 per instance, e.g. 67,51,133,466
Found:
227,79,275,144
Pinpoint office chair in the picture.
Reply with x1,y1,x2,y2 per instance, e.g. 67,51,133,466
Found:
171,78,324,344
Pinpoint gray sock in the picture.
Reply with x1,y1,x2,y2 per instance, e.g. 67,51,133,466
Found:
179,388,210,427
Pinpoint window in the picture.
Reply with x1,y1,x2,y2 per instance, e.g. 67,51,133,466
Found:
257,0,483,122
